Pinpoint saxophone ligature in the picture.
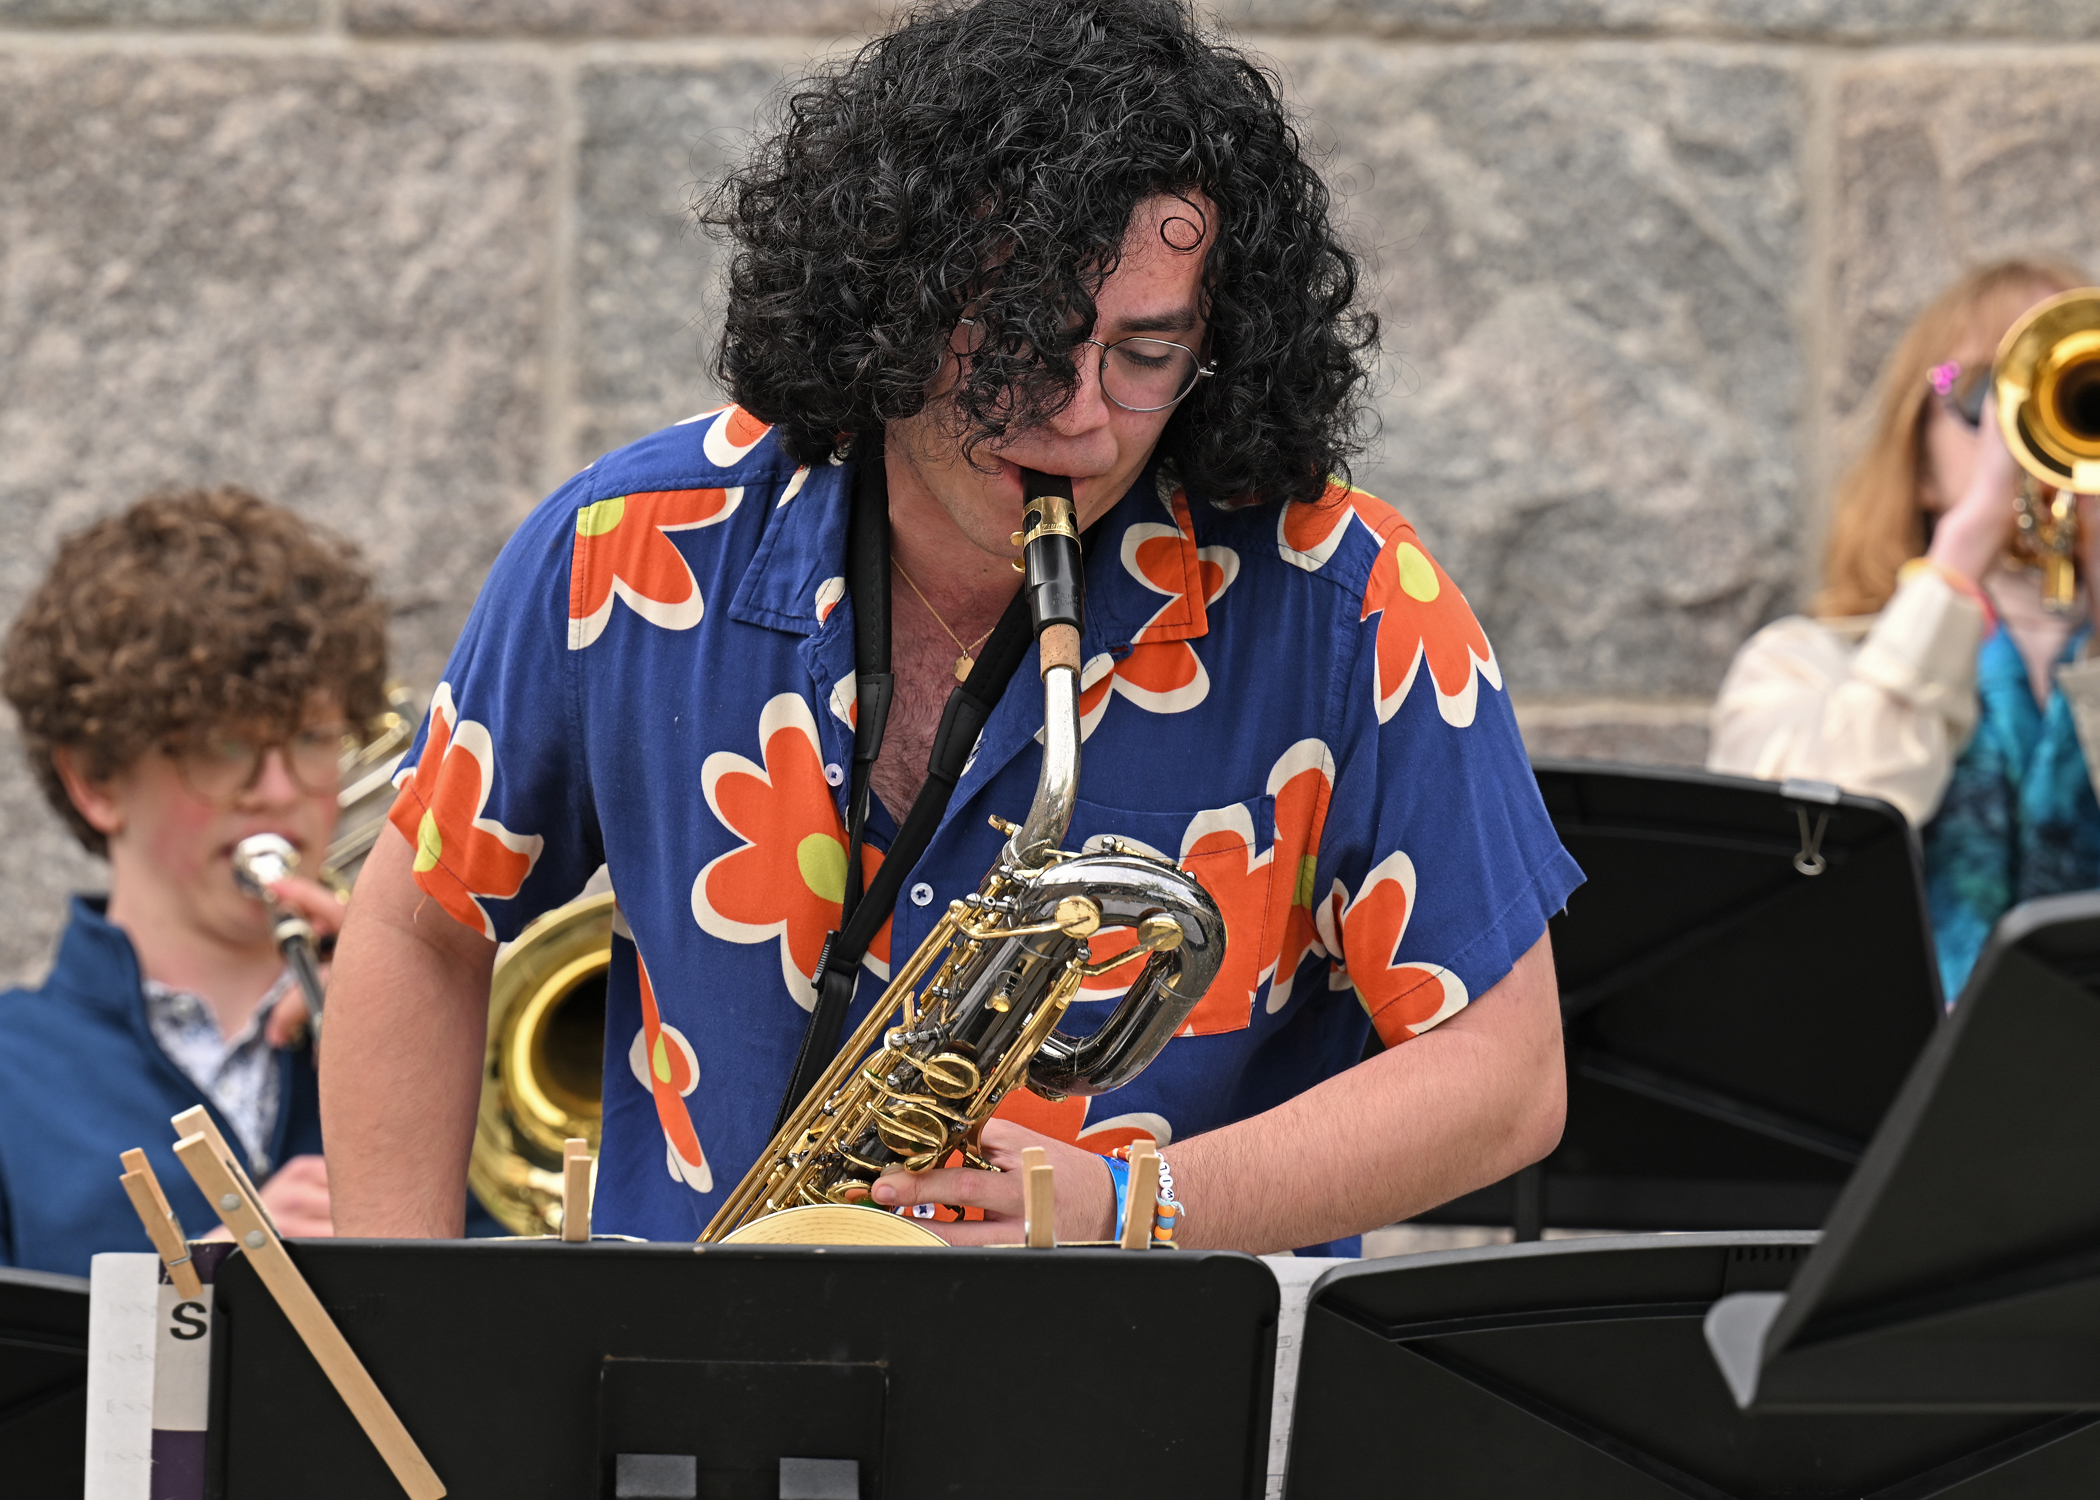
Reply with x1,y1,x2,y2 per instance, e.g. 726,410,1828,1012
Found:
1995,287,2100,612
700,469,1226,1247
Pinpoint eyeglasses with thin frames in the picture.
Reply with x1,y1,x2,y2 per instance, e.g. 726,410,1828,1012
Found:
957,318,1215,413
165,722,355,805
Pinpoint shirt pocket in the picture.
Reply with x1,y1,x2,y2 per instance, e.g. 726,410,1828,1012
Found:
1061,791,1277,1037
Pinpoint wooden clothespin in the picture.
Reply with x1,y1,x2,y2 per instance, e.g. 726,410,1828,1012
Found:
169,1108,445,1500
1021,1145,1056,1249
170,1106,275,1235
1120,1137,1160,1252
117,1148,203,1298
560,1138,593,1243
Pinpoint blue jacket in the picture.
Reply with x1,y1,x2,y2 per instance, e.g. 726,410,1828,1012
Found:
0,896,324,1278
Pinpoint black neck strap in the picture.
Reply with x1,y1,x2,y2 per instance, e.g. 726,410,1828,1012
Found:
773,446,1038,1129
838,450,893,935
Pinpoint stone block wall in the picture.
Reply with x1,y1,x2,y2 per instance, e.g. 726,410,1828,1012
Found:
2,1,2097,980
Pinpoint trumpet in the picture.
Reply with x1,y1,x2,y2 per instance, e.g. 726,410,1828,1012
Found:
699,471,1226,1247
233,833,329,1024
1995,287,2100,612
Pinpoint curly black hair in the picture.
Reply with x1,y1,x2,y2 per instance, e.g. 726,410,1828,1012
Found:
701,0,1378,508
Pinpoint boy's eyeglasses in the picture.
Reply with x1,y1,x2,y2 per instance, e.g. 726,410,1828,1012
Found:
166,723,354,803
958,318,1215,413
1929,360,1991,430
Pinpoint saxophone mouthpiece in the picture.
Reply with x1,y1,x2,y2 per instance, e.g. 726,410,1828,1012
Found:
1008,470,1086,865
1018,469,1083,675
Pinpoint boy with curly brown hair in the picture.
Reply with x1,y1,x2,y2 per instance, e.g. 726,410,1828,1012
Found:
0,486,386,1276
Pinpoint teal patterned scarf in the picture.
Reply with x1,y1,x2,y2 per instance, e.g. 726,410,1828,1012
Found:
1923,622,2100,1000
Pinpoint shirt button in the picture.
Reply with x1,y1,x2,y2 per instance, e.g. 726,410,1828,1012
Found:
910,882,935,907
823,762,844,787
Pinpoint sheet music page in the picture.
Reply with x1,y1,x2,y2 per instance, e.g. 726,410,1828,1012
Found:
85,1253,159,1500
1261,1254,1349,1499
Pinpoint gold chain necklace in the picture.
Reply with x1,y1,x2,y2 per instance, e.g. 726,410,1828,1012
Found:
894,558,997,682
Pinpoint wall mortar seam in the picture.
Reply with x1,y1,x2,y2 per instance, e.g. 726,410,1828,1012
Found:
3,28,2100,63
543,47,581,496
1797,46,1839,609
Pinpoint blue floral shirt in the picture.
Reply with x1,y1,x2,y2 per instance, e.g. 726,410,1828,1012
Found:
391,406,1582,1245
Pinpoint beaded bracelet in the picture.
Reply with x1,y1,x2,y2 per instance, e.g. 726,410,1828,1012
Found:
1109,1143,1187,1244
1101,1152,1130,1244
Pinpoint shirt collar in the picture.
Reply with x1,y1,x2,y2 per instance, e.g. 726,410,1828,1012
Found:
725,454,1209,656
142,968,296,1054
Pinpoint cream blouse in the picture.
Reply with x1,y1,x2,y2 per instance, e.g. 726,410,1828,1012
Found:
1708,565,2100,827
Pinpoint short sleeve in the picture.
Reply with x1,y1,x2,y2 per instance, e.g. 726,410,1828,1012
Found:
385,478,605,943
1311,522,1583,1047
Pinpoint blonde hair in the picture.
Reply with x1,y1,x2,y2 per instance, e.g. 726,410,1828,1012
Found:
1816,257,2089,618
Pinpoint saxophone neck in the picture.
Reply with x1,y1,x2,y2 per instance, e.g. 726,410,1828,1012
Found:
1008,470,1084,866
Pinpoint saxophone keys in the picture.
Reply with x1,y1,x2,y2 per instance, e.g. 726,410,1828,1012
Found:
919,1052,982,1099
874,1103,949,1157
1054,895,1102,938
1137,913,1185,952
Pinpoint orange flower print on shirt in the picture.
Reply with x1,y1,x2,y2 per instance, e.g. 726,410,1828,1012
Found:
1278,483,1501,727
1262,740,1336,1014
1169,804,1273,1035
1076,485,1239,740
568,486,741,650
691,693,891,1011
1316,850,1470,1047
992,1089,1174,1156
386,682,543,941
1075,742,1334,1035
626,950,711,1192
672,402,774,470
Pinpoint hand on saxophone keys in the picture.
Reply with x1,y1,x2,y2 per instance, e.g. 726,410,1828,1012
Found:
865,1118,1119,1246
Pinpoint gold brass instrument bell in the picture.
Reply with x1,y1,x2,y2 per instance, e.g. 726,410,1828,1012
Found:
469,893,614,1235
1995,287,2100,612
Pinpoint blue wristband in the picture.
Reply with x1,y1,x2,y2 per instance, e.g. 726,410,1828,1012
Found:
1101,1153,1130,1244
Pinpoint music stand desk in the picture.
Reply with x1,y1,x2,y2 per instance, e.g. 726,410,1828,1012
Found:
1285,1233,2100,1499
1419,762,1942,1236
0,1265,89,1500
1707,890,2100,1413
207,1238,1277,1500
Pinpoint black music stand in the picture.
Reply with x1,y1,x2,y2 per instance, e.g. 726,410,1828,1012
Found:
206,1239,1277,1499
0,1265,89,1499
1415,763,1942,1237
1706,890,2100,1413
1282,1232,2100,1498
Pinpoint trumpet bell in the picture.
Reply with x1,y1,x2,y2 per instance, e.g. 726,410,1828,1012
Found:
469,892,613,1235
1995,287,2100,492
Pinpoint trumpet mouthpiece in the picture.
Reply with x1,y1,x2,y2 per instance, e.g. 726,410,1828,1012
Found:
232,833,300,899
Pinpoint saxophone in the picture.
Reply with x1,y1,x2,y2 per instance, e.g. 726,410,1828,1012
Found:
700,471,1226,1246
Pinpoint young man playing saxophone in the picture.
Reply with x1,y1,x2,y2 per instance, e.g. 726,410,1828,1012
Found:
323,0,1579,1256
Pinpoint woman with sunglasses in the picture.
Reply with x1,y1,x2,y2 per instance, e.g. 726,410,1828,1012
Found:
1710,257,2097,999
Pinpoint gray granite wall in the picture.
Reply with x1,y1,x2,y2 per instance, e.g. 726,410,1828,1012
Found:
3,2,2097,980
